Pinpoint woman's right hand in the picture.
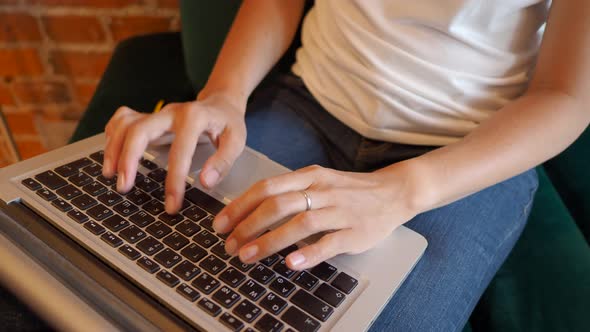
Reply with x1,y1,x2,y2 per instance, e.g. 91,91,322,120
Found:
102,92,247,214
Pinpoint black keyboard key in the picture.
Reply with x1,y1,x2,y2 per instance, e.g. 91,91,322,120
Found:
154,248,182,268
82,163,102,176
21,178,41,191
219,312,244,332
238,279,266,302
156,270,180,288
199,254,226,275
176,283,200,302
261,254,279,267
182,205,207,222
260,292,287,315
84,220,106,235
314,283,345,308
37,188,57,201
176,220,201,237
136,236,164,256
83,182,107,196
250,264,275,285
294,271,319,291
146,221,172,239
310,262,337,282
56,184,82,200
134,172,145,184
230,256,255,272
159,212,184,226
197,297,221,317
151,187,166,201
96,174,116,187
101,231,123,248
191,272,220,294
35,170,67,190
137,256,160,274
97,190,122,206
331,272,358,294
67,209,88,223
102,214,128,232
55,164,78,178
193,229,218,249
270,276,296,298
147,168,167,182
255,313,284,332
52,198,72,212
113,200,138,217
281,306,320,332
71,194,97,210
69,172,92,187
163,232,189,250
180,243,207,263
220,267,246,288
290,290,333,322
233,299,262,323
89,150,104,164
185,187,225,214
211,241,231,260
119,225,146,244
136,177,159,192
199,215,215,232
140,158,158,170
213,285,241,308
144,199,165,215
172,260,201,281
119,244,141,260
273,259,296,279
86,204,113,221
126,189,151,206
129,210,155,227
278,244,298,258
66,157,93,169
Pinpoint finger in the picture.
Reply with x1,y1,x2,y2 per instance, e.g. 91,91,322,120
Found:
103,107,141,177
237,207,349,264
117,111,173,193
285,229,356,270
223,190,335,254
164,117,205,214
200,124,245,189
214,165,324,233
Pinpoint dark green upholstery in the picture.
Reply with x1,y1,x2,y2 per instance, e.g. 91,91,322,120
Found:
70,1,590,330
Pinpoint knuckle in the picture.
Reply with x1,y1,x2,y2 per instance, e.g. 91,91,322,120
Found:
262,197,283,216
298,212,318,232
254,178,274,196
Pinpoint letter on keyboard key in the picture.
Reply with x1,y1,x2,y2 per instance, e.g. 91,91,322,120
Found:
330,272,358,294
260,292,287,315
100,232,123,248
290,290,333,322
219,267,246,288
219,312,244,332
137,256,160,274
35,170,67,190
37,188,57,201
136,236,164,256
118,244,141,260
154,248,182,268
197,298,221,317
119,225,146,244
52,198,72,212
212,285,241,308
191,272,220,294
86,204,113,221
199,254,226,275
102,214,128,231
314,283,345,307
233,299,262,323
71,194,98,210
238,279,266,302
21,178,41,191
172,260,200,281
176,283,200,302
250,264,275,285
255,313,284,332
156,270,180,288
281,306,320,332
67,209,88,223
180,243,207,263
84,220,106,235
294,271,319,291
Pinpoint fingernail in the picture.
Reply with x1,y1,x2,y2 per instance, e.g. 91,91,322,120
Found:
288,252,306,267
213,214,228,233
225,238,237,255
117,172,126,191
203,169,219,188
165,194,176,214
240,244,258,262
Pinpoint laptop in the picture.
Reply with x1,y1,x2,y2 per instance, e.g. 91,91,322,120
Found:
0,133,427,332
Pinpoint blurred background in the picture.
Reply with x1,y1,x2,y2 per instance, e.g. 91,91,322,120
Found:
0,0,180,167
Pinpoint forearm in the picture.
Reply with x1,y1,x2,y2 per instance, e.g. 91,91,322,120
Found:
198,0,305,106
393,90,589,213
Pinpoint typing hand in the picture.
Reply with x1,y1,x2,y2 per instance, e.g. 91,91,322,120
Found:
102,93,247,214
213,163,424,270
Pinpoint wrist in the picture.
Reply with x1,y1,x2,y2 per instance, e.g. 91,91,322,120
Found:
197,85,249,112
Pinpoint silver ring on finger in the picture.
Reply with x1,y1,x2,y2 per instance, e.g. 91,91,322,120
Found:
300,190,312,211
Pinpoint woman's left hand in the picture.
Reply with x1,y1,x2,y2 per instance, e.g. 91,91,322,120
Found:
212,162,427,270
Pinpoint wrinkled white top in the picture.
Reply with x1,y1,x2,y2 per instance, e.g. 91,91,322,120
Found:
293,0,550,145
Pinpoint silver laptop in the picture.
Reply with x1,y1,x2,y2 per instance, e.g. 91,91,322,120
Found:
0,133,427,332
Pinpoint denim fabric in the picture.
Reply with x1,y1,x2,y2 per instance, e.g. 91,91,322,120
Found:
245,73,539,332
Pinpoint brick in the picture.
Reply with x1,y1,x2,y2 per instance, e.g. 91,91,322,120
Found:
109,15,172,42
0,84,14,105
11,80,71,104
43,15,106,43
157,0,178,8
0,12,42,42
73,81,97,105
50,50,111,79
26,0,143,8
0,48,44,77
4,112,39,136
15,139,46,159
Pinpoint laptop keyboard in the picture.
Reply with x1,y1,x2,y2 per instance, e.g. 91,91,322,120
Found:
20,150,360,332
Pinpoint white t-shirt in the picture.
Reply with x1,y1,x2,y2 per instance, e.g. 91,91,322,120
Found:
292,0,550,146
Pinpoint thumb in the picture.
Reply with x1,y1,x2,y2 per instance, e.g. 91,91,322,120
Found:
200,127,245,188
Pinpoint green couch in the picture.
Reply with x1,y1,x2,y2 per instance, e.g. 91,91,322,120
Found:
71,1,590,331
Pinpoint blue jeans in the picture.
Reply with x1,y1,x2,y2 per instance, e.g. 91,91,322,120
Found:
246,74,539,331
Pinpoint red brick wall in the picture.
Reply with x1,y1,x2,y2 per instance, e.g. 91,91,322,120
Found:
0,0,179,166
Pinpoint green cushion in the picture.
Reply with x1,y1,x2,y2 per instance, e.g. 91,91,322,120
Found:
470,168,590,331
